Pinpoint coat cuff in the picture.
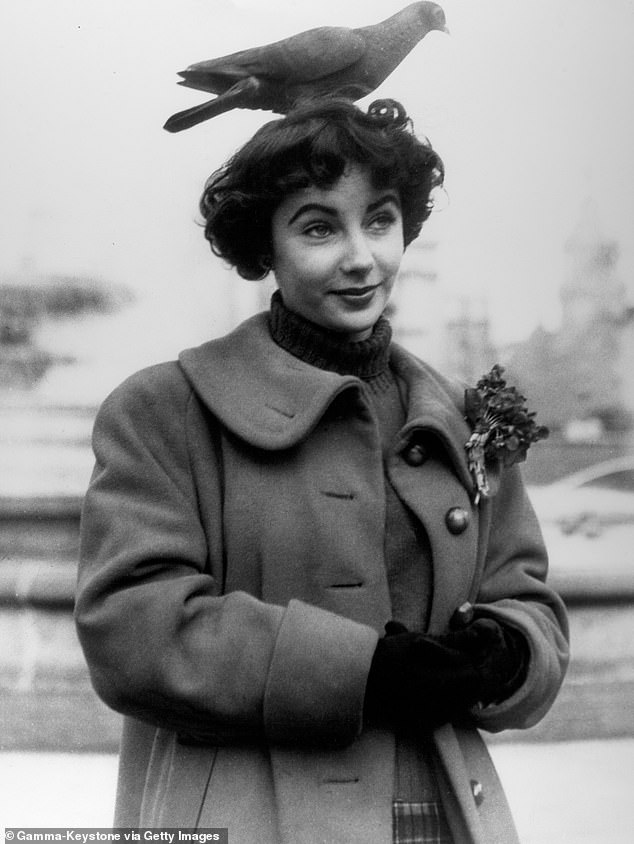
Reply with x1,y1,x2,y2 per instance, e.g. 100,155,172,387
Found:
263,599,379,746
468,600,569,732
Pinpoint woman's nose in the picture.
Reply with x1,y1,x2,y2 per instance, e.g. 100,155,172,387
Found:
340,231,374,276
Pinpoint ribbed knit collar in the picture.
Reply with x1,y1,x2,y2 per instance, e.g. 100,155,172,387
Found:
268,290,392,381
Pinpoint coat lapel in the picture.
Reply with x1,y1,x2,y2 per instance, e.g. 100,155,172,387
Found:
389,344,474,493
388,346,481,631
179,313,362,450
180,316,479,496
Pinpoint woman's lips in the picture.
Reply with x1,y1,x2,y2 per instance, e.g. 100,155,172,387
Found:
331,285,379,300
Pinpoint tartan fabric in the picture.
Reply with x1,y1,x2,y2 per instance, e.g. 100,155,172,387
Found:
392,800,454,844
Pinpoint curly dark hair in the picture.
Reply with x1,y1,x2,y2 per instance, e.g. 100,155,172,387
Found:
199,97,445,280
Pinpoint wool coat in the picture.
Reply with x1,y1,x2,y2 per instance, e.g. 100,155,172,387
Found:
75,311,569,844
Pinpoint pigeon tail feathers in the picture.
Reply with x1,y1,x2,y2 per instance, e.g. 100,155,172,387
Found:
164,77,263,132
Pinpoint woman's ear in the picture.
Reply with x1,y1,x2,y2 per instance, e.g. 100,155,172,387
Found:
258,253,273,275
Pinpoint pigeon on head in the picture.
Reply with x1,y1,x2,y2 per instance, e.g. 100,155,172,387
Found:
164,2,447,132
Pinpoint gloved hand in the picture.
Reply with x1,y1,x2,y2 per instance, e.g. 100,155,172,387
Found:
364,621,485,730
437,616,529,706
364,617,529,731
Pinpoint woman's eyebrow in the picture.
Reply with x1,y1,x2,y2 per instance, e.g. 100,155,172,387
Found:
287,193,401,226
367,193,401,213
287,203,336,225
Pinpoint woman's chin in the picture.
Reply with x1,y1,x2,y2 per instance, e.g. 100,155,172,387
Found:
324,301,387,340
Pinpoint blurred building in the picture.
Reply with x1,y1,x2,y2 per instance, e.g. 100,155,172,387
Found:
390,235,496,381
0,272,132,397
442,299,497,385
389,236,443,362
508,200,633,435
619,306,634,399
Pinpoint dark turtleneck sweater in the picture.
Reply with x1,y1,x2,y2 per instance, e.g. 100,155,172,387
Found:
269,292,441,804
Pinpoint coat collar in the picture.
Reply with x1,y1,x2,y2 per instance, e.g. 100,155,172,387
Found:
179,312,476,495
179,312,362,450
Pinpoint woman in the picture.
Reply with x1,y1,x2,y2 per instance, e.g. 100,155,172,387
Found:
75,98,569,843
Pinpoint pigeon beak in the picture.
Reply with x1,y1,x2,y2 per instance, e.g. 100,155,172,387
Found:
442,25,450,34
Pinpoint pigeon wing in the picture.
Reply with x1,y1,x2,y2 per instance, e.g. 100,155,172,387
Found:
179,26,366,93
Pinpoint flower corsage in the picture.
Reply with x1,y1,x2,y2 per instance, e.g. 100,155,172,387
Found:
464,364,549,503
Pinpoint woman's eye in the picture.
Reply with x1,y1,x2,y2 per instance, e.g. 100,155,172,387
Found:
303,222,333,238
367,212,397,231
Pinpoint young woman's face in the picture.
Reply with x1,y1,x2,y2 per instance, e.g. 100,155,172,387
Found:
270,165,404,340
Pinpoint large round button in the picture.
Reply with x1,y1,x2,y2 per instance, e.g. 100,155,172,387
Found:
445,507,470,535
403,442,428,467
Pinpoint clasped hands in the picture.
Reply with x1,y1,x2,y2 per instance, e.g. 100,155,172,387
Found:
364,611,528,731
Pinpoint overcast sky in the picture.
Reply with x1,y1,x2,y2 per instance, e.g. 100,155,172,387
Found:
2,0,633,354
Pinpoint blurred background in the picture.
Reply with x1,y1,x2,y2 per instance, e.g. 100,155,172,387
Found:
1,0,633,840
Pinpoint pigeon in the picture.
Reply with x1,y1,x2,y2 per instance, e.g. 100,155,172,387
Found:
164,2,447,132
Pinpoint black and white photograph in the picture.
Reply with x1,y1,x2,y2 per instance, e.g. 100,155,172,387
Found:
1,1,633,841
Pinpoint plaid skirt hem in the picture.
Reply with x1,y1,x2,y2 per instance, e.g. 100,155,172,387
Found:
392,800,453,844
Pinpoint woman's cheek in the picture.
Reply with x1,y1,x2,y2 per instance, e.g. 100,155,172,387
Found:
302,249,340,284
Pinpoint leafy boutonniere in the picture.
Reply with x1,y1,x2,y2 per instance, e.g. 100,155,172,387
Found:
464,364,549,503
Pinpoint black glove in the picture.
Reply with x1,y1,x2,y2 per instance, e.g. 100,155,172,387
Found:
437,616,529,706
364,622,485,731
364,618,529,731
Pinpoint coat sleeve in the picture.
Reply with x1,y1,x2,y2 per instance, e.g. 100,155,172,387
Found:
74,365,378,747
469,464,570,732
